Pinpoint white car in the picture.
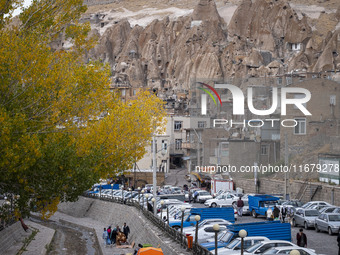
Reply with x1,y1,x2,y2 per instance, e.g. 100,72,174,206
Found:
300,201,332,209
226,240,298,255
194,190,213,203
186,223,229,243
183,219,231,234
211,236,269,254
263,246,319,255
204,193,239,207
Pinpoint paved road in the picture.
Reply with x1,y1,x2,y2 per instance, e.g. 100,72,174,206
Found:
165,168,190,187
190,202,337,255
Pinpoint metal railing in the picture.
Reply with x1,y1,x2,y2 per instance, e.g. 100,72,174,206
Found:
84,193,212,255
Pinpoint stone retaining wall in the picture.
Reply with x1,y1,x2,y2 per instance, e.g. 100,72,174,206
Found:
0,222,31,255
58,197,190,255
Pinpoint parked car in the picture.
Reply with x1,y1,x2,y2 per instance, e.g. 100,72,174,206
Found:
292,208,319,229
263,246,319,255
319,206,340,214
186,223,229,243
314,213,340,235
194,190,213,203
211,236,269,254
204,192,239,208
183,219,231,234
300,201,332,209
224,240,298,255
280,200,303,208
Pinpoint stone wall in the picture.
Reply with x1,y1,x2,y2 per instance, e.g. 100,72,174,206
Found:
58,197,189,255
0,222,31,255
235,178,340,206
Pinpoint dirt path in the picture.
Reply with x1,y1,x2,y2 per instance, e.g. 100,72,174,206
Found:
30,217,100,255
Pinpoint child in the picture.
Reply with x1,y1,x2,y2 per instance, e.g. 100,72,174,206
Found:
102,228,109,245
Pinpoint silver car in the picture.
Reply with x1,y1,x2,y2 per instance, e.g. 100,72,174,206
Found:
292,208,319,229
315,213,340,235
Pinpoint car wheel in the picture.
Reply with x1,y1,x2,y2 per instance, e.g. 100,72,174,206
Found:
315,224,320,232
232,201,237,207
328,227,333,235
211,203,217,208
304,221,309,229
252,210,257,218
292,219,297,227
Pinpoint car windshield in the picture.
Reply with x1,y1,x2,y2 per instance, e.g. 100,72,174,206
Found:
305,210,319,216
226,239,240,249
220,232,233,242
329,215,340,221
301,202,311,208
198,220,207,227
264,201,278,207
200,191,210,196
245,242,263,253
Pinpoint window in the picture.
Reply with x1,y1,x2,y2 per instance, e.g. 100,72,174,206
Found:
277,77,282,85
221,142,229,157
174,121,182,131
162,140,167,153
133,89,137,96
175,139,182,150
294,118,306,135
330,95,336,105
261,145,269,155
198,121,206,128
121,89,126,96
286,76,292,85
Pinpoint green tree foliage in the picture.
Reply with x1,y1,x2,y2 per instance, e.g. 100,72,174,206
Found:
0,0,166,218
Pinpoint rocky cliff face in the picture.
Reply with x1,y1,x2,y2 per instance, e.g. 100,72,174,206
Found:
85,0,340,92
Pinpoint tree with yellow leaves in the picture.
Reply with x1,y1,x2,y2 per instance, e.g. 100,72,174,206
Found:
0,0,166,218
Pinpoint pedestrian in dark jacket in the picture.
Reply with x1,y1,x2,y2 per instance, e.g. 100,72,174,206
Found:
273,206,280,219
123,222,130,239
296,228,307,247
237,197,244,217
147,202,153,212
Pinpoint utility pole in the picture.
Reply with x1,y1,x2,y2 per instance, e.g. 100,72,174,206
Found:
153,136,157,215
284,133,288,200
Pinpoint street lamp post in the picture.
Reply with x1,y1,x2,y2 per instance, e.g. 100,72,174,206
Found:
151,198,156,214
145,194,149,211
121,186,124,202
129,188,132,202
167,206,170,225
138,187,141,204
180,206,186,244
194,215,201,249
111,184,113,200
213,224,220,255
160,200,164,221
239,229,247,255
290,250,300,255
141,190,145,210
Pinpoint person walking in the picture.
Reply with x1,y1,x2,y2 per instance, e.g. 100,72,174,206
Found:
281,207,287,223
296,228,307,247
123,222,130,239
237,197,244,217
103,228,109,245
273,206,280,220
